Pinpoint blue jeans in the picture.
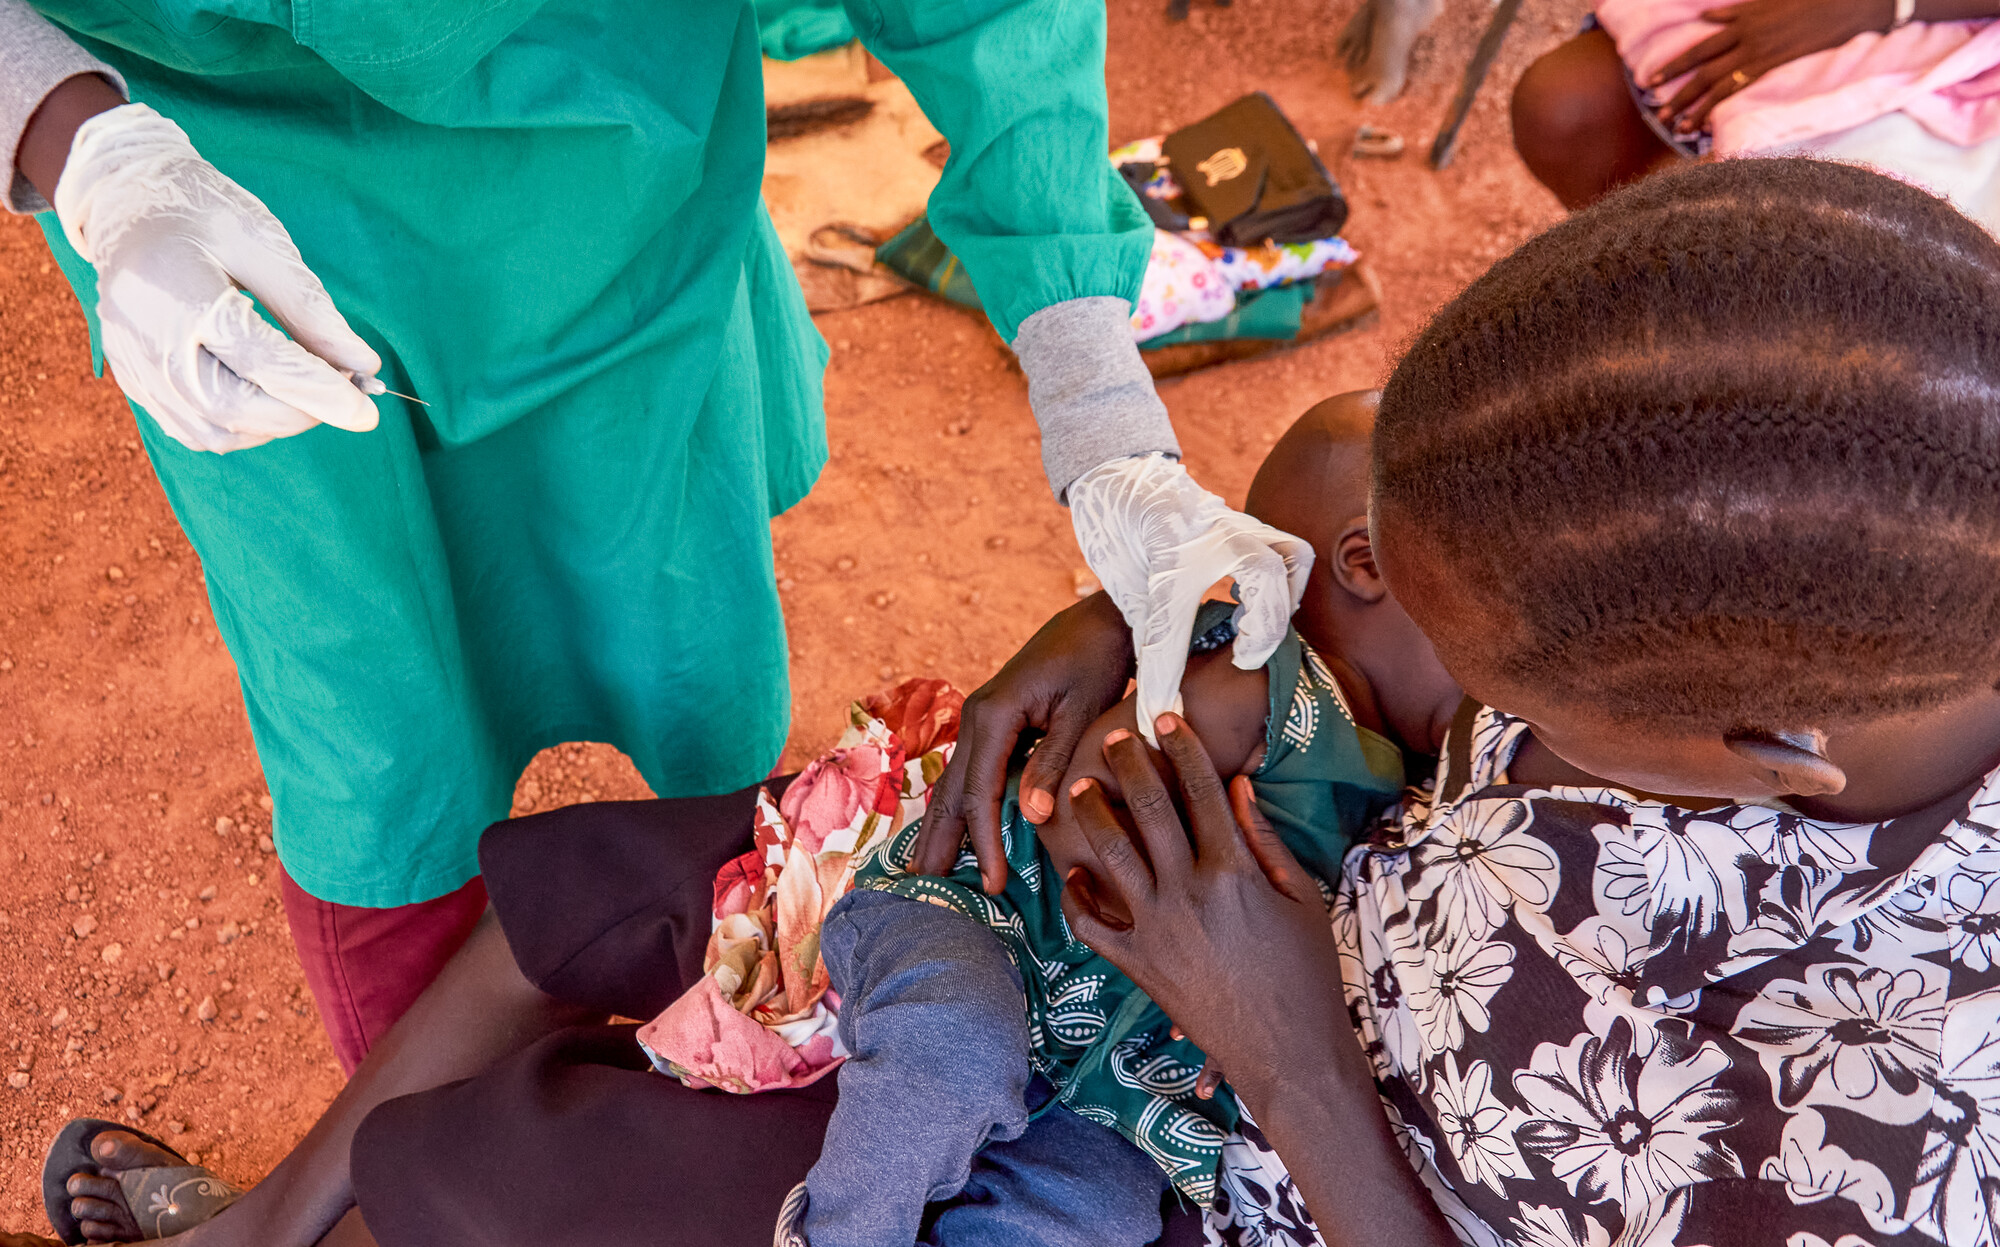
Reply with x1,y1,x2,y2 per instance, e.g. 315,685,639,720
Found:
802,890,1167,1247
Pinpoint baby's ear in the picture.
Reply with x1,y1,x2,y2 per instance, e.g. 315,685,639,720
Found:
1330,515,1388,605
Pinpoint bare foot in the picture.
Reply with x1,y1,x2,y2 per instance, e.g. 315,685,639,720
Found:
1337,0,1443,105
62,1130,238,1243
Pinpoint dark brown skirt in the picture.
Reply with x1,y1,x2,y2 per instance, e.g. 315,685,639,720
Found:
348,785,1202,1246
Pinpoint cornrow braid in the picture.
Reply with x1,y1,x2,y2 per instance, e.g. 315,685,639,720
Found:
1374,157,2000,731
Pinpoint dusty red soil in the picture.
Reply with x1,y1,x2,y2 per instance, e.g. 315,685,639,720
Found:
0,0,1578,1229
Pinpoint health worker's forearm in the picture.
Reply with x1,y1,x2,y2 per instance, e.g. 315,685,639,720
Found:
1,0,126,210
17,71,122,204
1012,297,1180,501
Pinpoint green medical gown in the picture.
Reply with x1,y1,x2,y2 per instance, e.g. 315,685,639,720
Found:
30,0,1152,906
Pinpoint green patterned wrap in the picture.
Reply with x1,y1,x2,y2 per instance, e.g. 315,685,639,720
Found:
855,604,1404,1202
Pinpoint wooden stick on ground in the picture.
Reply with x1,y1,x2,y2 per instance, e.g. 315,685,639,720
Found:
1428,0,1526,171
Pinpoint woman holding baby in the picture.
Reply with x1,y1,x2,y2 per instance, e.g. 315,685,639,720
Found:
14,159,2000,1247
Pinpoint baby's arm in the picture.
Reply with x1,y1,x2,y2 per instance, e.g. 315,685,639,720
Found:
1040,648,1270,895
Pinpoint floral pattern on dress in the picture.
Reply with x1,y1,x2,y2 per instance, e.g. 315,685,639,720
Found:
1203,703,2000,1247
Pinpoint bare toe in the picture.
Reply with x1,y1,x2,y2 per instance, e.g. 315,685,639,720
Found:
67,1172,118,1202
71,1197,135,1244
61,1130,178,1241
91,1131,183,1174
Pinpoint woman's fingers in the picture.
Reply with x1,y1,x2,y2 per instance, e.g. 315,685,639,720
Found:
1659,56,1739,131
912,692,1022,889
1063,864,1134,933
1196,1059,1225,1100
1230,775,1318,906
1060,864,1135,968
1100,729,1195,881
1658,46,1738,119
1676,55,1768,131
1149,713,1246,868
1653,24,1738,87
1017,693,1103,825
1068,778,1159,900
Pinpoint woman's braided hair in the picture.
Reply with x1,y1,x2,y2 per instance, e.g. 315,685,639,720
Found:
1374,157,2000,731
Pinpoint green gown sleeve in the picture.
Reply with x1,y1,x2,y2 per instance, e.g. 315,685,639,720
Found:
842,0,1153,342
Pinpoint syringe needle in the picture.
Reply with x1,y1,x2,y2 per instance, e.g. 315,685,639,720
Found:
345,371,430,407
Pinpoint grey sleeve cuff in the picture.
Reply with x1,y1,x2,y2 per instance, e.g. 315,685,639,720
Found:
1012,295,1181,503
2,0,127,214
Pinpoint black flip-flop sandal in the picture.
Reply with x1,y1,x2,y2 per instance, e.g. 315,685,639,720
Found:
41,1118,242,1244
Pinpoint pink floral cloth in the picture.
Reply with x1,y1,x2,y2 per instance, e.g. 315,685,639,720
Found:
636,679,963,1093
1131,230,1238,340
1595,1,2000,154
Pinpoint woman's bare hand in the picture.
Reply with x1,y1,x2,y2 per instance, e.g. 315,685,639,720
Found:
1059,717,1344,1099
912,591,1132,892
1650,0,1890,133
1059,715,1458,1247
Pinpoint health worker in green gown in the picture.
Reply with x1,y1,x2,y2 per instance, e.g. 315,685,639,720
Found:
3,0,1312,1063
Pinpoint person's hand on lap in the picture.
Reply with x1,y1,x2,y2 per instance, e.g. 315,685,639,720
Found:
1648,0,1895,133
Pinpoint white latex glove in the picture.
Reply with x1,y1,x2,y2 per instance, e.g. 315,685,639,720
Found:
53,103,382,453
1069,452,1314,745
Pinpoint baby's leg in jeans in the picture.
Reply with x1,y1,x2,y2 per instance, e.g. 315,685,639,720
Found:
927,1087,1168,1247
803,890,1033,1247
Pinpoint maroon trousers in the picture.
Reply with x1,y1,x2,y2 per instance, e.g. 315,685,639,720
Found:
279,869,491,1076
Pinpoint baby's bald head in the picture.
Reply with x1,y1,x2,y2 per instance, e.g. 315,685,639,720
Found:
1246,391,1377,558
1244,391,1463,756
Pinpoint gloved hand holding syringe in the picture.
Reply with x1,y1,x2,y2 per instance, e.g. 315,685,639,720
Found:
52,102,407,451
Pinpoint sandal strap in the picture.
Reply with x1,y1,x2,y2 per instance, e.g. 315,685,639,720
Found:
771,1180,810,1247
115,1166,243,1239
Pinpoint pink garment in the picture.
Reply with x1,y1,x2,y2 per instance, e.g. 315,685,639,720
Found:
1595,2,2000,154
638,679,964,1093
635,976,844,1093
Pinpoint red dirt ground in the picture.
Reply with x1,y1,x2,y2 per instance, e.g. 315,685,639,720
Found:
0,0,1579,1228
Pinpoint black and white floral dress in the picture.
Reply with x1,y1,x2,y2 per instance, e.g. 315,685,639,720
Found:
1201,703,2000,1247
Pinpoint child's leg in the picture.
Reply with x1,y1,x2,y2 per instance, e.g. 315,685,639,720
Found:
925,1087,1168,1247
802,891,1034,1247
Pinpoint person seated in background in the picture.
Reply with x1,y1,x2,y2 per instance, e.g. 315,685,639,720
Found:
753,391,1462,1246
1510,0,2000,228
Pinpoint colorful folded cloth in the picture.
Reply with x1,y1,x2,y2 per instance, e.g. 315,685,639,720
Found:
1200,236,1358,294
1130,230,1238,340
1117,136,1357,340
877,138,1357,343
636,679,963,1093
